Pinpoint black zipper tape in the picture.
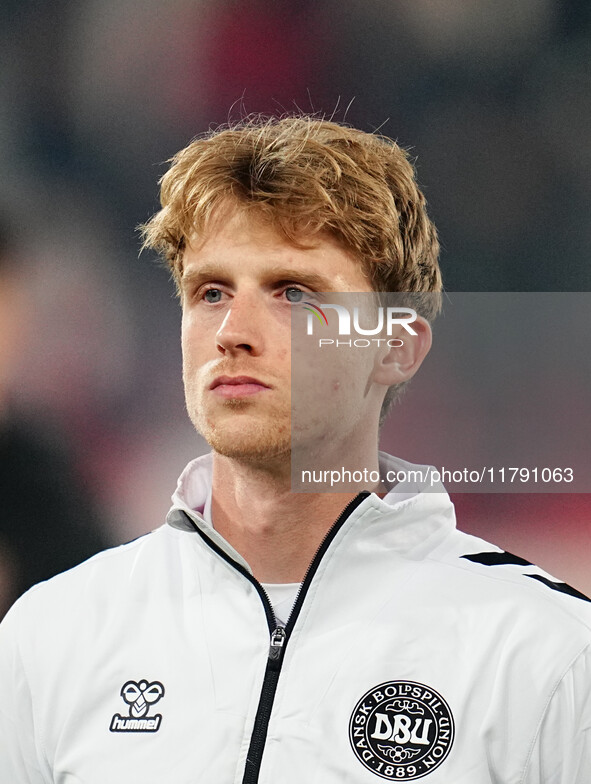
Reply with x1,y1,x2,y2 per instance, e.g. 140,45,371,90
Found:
182,490,370,784
240,491,370,784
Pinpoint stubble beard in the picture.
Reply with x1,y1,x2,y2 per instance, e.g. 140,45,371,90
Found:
188,395,292,467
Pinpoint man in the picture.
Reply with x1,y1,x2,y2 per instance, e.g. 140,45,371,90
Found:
0,116,589,783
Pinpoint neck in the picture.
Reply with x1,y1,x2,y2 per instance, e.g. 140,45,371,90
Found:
210,450,381,583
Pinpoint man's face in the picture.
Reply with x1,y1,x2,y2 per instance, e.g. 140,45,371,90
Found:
180,207,379,465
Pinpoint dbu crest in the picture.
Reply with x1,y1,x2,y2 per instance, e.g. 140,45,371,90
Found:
349,681,454,780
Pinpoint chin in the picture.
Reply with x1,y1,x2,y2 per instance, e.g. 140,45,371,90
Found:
192,407,291,464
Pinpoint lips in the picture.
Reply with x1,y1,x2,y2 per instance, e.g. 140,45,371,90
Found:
210,375,270,389
210,375,271,399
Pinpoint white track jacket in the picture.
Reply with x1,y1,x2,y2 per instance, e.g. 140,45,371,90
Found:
0,453,590,783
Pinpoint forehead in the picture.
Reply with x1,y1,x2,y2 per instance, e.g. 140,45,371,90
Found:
182,207,373,292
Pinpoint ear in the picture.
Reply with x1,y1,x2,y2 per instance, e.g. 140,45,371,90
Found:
372,316,432,387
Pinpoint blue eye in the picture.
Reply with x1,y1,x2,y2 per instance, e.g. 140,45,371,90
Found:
204,289,222,303
285,287,304,303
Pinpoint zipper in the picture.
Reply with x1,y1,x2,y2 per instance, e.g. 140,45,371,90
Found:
284,491,369,638
268,627,286,660
182,490,370,784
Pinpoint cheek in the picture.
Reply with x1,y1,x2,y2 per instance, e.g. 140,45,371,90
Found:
181,317,206,364
180,338,195,377
180,317,191,356
326,353,375,403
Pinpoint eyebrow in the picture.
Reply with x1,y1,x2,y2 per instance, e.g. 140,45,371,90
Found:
179,264,338,292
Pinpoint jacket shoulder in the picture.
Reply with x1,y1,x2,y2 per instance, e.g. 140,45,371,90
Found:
432,526,591,632
4,524,178,623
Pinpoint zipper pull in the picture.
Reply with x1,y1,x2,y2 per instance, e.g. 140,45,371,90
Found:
269,626,286,660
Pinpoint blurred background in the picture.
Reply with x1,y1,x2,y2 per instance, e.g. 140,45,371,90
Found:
0,0,589,615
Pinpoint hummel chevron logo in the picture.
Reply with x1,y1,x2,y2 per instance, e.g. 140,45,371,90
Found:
110,679,165,732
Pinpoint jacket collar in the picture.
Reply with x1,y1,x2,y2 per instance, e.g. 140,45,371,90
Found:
166,452,456,564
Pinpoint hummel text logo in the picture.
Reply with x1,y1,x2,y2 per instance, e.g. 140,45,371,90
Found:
109,679,165,733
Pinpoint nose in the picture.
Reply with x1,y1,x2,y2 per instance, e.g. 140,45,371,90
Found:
216,292,265,356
